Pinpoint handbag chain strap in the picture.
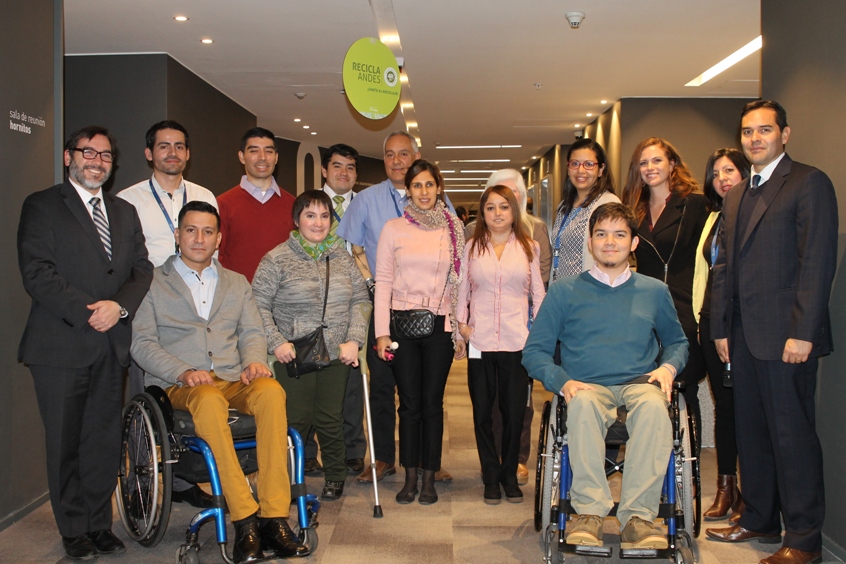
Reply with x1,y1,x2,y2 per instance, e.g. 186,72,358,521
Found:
319,256,330,327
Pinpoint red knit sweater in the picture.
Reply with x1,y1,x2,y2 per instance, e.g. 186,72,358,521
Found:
218,186,296,282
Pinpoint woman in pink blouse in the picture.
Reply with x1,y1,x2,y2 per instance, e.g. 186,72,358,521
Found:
457,185,545,505
374,160,467,505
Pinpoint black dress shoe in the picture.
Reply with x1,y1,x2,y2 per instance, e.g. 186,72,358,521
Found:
321,480,345,501
304,457,323,475
61,534,98,560
172,485,216,508
484,483,502,505
233,515,263,563
87,529,126,554
259,517,310,558
502,484,523,503
346,458,365,474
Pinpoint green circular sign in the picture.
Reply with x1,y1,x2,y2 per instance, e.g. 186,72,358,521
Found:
343,37,401,120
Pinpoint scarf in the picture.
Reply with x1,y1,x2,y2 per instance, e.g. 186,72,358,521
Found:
403,200,465,343
291,230,341,260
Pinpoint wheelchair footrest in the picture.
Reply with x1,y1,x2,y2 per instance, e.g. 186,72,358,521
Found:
574,545,613,558
619,547,671,559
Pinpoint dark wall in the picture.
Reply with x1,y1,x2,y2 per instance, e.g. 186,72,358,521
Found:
761,0,846,556
0,0,57,530
64,54,255,197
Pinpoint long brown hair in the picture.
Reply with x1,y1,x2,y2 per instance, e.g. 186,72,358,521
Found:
469,185,534,261
622,137,699,224
559,138,616,216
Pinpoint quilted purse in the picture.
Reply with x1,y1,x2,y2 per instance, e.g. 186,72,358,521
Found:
285,257,331,378
390,309,436,339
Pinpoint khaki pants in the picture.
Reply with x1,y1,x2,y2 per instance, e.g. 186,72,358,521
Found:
166,375,291,521
566,383,671,529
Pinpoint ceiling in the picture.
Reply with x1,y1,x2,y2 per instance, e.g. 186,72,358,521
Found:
64,0,761,193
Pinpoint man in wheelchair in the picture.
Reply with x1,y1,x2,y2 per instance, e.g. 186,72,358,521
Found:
131,201,308,562
523,203,688,550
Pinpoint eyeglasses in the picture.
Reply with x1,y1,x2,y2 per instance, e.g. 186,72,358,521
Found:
567,160,599,171
70,147,114,163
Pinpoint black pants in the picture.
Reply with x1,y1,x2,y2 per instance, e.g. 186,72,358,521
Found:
731,314,824,552
699,313,737,475
31,353,124,538
469,351,528,485
366,314,397,464
676,325,705,454
305,364,366,460
391,318,454,471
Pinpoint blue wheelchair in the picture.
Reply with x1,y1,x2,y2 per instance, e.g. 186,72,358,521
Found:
115,386,320,564
534,383,700,563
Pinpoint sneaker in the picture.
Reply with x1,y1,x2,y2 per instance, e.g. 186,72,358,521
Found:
620,516,668,549
516,463,529,485
565,514,603,547
483,483,501,505
502,483,523,503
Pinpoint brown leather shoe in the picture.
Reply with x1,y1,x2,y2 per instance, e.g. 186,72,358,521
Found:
705,524,781,544
435,467,453,482
729,496,746,525
356,461,396,483
759,547,822,564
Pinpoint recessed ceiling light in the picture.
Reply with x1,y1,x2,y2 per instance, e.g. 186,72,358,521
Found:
201,38,213,44
574,124,581,128
522,167,528,170
586,113,593,117
443,189,486,193
311,132,317,135
303,125,310,129
436,145,521,150
438,170,455,174
174,16,189,22
600,99,608,104
443,177,489,181
532,156,538,159
686,35,762,87
451,159,510,163
293,118,301,123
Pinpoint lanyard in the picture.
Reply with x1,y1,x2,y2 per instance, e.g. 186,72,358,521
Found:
710,214,722,268
552,208,579,270
150,179,186,253
392,189,404,218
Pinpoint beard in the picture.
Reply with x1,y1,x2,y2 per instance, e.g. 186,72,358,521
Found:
69,159,111,190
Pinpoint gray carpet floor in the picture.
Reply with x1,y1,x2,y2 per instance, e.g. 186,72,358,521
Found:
0,358,840,563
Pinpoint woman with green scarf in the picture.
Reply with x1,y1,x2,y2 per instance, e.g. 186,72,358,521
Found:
253,190,371,502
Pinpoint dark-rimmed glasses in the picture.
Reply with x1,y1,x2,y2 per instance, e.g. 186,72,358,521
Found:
70,147,114,163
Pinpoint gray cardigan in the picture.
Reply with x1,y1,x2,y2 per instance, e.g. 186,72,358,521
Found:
252,237,371,358
131,256,269,387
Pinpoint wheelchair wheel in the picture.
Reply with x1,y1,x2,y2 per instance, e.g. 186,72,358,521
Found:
293,522,318,554
534,399,551,532
115,392,172,548
676,396,699,546
674,545,695,564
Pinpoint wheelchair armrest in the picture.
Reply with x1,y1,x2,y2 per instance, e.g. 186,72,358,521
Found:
144,385,175,433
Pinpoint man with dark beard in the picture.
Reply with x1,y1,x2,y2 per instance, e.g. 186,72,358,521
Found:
17,126,152,560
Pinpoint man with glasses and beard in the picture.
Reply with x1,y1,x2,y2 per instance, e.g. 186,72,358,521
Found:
17,126,153,560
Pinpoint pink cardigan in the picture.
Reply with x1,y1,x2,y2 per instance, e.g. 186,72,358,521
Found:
457,235,545,352
374,217,456,338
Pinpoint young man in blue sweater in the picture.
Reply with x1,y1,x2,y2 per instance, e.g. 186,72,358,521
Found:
523,202,688,549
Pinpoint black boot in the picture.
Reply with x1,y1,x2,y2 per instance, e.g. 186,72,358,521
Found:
396,467,419,504
419,469,438,505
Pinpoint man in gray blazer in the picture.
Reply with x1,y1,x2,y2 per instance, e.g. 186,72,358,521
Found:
131,201,307,563
706,101,837,564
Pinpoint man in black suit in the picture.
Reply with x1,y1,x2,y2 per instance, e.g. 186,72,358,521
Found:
706,101,837,564
17,126,153,560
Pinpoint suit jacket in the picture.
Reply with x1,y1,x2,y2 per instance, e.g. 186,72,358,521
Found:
17,181,153,368
711,154,838,360
635,192,709,335
131,256,269,387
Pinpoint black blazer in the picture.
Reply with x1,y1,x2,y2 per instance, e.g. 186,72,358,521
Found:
635,192,709,335
711,154,838,361
17,181,153,368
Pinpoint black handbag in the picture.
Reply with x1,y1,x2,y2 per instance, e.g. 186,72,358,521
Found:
285,257,331,378
390,309,436,339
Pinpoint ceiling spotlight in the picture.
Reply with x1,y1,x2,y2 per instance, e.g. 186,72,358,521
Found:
586,113,592,117
574,124,581,128
201,38,213,44
303,125,310,129
294,92,306,100
600,99,608,104
174,16,189,22
311,132,317,135
293,118,301,122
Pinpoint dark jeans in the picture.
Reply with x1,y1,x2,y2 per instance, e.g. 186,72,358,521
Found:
367,314,397,464
469,351,529,485
699,313,737,475
391,317,454,471
305,363,366,460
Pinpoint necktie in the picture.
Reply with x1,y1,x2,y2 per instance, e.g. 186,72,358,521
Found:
330,195,345,237
90,197,112,259
751,174,761,189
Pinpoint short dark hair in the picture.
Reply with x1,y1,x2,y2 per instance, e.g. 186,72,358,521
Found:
703,148,750,212
178,200,219,229
240,127,276,152
741,100,788,131
146,120,190,151
65,125,117,160
455,206,468,218
321,143,359,169
589,202,639,239
292,190,333,227
404,159,446,204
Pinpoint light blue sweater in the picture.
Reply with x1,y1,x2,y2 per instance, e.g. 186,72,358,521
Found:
522,271,688,394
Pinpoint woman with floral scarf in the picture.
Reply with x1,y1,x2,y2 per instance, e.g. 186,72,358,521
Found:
374,160,466,505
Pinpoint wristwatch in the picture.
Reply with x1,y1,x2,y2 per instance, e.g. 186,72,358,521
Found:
119,306,129,319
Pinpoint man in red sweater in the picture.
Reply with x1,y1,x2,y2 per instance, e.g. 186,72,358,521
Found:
218,128,296,281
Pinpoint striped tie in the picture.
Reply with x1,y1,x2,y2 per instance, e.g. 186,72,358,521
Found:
751,174,761,189
330,195,345,237
89,197,112,260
